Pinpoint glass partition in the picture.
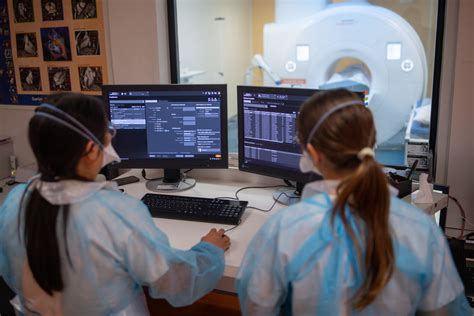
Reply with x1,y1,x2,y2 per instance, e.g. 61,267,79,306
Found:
171,0,444,170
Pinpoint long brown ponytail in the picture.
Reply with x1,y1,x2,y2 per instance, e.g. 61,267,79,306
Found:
297,89,394,309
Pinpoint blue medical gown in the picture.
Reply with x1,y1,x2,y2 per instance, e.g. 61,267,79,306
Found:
0,184,225,315
236,192,471,315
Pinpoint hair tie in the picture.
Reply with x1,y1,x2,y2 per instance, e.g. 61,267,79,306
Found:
357,147,375,160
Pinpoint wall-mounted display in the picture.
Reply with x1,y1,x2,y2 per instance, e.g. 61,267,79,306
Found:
41,0,63,21
41,26,71,61
15,31,36,57
75,30,99,55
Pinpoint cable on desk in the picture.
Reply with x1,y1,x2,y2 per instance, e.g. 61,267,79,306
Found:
226,181,295,213
446,226,474,232
246,191,295,213
234,183,292,200
224,219,242,233
445,226,474,239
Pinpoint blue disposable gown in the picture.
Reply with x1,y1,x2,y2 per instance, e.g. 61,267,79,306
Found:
236,180,470,315
0,181,225,315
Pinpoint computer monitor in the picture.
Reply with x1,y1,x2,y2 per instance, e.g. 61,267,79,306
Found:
102,84,228,192
237,85,366,204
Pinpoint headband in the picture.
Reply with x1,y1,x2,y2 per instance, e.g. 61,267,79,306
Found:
305,100,365,144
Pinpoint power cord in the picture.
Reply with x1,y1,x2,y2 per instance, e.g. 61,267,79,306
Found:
234,183,294,200
445,226,474,233
246,191,295,212
448,195,474,239
224,219,242,233
232,182,295,212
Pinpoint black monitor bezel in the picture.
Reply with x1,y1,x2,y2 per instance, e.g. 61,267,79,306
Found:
237,85,319,183
102,84,228,169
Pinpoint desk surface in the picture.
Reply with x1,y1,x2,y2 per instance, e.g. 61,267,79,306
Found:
120,170,449,292
118,169,286,292
0,170,450,293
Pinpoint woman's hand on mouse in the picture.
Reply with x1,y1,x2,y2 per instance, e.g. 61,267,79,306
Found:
201,228,231,251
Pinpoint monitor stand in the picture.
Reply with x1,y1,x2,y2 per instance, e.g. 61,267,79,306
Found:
145,169,196,192
273,182,304,206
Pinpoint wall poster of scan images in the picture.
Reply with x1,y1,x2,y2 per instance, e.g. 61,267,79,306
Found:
7,0,108,96
41,0,64,21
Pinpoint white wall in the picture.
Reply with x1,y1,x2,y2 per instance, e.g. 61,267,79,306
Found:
176,0,252,118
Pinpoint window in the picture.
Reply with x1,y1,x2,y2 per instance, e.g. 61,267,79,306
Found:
170,0,444,170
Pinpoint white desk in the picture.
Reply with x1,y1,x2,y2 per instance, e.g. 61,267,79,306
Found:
121,170,451,293
118,168,286,293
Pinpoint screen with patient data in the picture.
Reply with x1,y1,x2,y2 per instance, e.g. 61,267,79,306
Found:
103,85,228,169
238,86,317,183
242,92,306,170
238,86,366,183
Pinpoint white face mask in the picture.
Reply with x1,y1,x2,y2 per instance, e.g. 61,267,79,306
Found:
101,143,121,168
299,150,321,175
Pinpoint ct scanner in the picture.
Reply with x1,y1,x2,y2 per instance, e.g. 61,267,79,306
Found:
261,0,429,146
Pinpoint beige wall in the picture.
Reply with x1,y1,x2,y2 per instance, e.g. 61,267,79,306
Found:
445,0,474,230
104,0,161,84
0,106,35,166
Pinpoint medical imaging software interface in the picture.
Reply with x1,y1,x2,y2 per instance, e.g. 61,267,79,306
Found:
242,92,307,172
108,90,223,162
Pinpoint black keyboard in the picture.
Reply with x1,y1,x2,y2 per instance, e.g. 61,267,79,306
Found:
142,193,248,225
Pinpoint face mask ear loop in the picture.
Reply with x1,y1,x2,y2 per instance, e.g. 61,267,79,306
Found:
34,112,104,150
37,103,104,147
